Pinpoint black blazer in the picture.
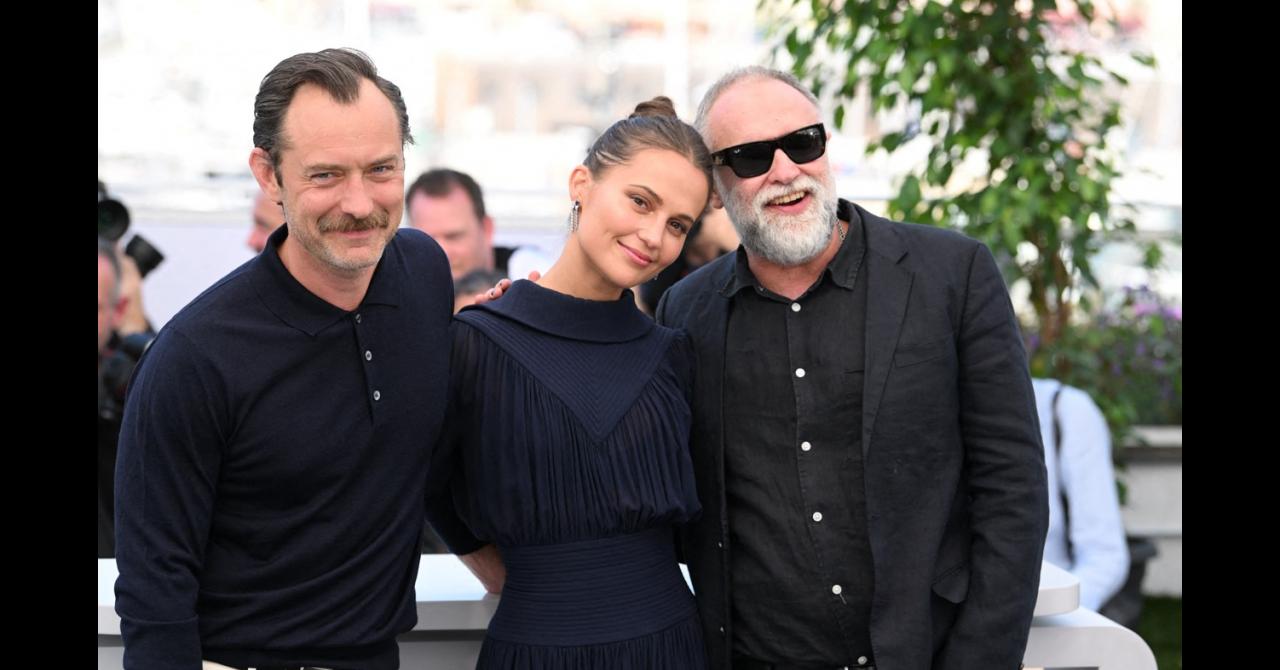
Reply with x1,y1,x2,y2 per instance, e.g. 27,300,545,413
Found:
656,202,1048,670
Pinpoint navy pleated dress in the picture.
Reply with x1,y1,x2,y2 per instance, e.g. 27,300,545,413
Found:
439,279,706,669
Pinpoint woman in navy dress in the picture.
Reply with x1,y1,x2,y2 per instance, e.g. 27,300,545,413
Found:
428,96,714,668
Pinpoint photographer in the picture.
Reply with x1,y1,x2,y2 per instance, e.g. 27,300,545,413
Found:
97,181,162,337
98,182,162,557
98,237,127,557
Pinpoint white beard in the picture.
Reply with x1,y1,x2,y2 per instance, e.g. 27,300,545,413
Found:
720,173,838,266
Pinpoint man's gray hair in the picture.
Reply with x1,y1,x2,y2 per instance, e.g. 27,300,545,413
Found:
694,66,819,143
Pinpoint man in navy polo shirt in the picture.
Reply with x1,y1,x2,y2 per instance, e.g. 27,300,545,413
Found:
114,48,460,670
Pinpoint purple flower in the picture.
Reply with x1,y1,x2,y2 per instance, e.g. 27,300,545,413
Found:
1132,302,1159,317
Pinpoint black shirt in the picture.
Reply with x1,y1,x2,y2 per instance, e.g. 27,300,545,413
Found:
723,201,876,664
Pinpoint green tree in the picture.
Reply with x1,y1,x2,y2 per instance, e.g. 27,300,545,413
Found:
767,0,1157,353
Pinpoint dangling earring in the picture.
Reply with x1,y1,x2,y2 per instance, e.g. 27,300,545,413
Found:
569,200,581,233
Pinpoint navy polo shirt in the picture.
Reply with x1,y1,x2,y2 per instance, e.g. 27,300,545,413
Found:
114,225,453,669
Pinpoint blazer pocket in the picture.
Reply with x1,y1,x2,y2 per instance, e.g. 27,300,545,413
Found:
931,562,971,604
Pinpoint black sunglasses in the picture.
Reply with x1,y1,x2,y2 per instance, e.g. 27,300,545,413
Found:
711,123,827,178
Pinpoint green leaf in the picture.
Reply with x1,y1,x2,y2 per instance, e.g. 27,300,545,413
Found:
1080,178,1099,202
938,51,956,78
980,188,999,215
1132,52,1157,67
1142,243,1164,269
901,174,922,208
